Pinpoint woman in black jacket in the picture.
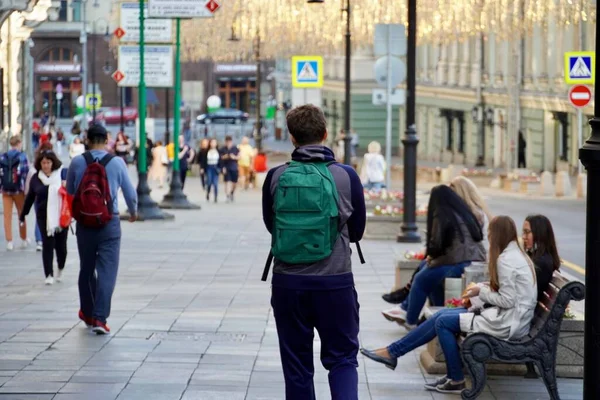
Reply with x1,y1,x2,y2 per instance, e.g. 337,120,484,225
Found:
20,151,68,285
522,214,561,299
196,138,209,191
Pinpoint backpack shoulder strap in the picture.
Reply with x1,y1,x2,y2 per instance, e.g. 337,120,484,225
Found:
83,152,94,166
99,154,115,167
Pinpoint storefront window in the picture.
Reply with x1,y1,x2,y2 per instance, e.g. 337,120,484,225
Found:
58,0,68,21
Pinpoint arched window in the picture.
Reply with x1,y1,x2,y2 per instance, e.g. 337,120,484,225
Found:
40,48,75,62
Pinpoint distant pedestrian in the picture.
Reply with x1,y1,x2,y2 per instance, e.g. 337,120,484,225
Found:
26,142,55,252
0,135,30,251
237,137,255,190
178,135,194,190
518,131,527,168
56,128,65,157
67,124,138,335
149,141,168,188
262,105,366,399
196,138,209,191
360,141,386,191
115,131,132,163
69,137,86,159
220,135,239,202
205,138,221,203
20,151,68,285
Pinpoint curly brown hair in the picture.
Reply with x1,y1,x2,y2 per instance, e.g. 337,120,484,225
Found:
34,150,62,172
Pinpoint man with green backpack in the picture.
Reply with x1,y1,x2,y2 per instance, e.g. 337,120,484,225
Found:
262,105,366,399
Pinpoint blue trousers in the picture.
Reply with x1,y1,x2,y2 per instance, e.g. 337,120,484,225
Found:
35,222,42,243
76,216,121,323
388,307,466,381
401,261,470,324
271,285,360,400
206,166,219,200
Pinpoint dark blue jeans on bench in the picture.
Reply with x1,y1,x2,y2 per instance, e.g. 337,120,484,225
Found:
388,307,467,381
401,261,471,325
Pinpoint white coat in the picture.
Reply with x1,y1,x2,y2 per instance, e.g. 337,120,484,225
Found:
459,241,538,340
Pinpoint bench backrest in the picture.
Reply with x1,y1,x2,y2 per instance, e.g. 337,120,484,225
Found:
528,272,585,339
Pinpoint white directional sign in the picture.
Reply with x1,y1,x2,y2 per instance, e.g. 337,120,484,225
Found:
148,0,220,18
120,3,173,43
117,45,174,87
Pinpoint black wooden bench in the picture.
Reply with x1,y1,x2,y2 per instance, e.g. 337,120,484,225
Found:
460,272,585,400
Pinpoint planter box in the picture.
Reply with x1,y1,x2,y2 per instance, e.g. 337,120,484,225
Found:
420,309,584,378
364,214,426,241
393,259,422,291
519,181,541,194
463,175,495,188
365,200,403,210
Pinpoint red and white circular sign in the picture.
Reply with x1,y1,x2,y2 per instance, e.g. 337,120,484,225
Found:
569,85,592,108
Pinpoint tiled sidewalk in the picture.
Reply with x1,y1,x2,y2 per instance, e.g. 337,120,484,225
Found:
0,177,583,399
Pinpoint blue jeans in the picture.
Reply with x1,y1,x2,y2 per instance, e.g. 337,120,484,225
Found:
364,181,385,191
206,166,219,200
401,261,471,324
76,216,121,323
388,307,466,381
35,222,42,243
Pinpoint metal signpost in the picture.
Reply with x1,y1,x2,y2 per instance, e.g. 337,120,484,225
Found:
148,0,221,209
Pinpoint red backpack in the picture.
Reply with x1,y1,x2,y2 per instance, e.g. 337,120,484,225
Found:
72,152,115,228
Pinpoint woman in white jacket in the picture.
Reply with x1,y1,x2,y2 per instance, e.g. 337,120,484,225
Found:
360,141,386,190
361,215,537,395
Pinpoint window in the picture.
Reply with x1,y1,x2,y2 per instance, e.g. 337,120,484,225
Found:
40,48,76,62
72,0,82,22
553,112,569,162
58,0,68,21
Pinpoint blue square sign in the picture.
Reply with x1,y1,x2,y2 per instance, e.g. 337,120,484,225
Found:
565,51,595,84
292,56,323,88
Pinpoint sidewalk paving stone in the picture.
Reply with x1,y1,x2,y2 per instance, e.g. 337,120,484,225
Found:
0,176,584,399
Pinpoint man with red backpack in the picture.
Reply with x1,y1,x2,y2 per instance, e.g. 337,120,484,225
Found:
0,135,30,251
66,124,138,335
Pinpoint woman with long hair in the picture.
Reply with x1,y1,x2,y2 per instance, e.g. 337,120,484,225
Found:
196,138,209,191
361,216,537,395
382,185,486,329
114,131,131,162
205,138,221,202
360,141,386,191
20,151,68,285
522,214,561,299
149,141,168,188
382,176,492,305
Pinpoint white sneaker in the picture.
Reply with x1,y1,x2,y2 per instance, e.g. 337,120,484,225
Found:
36,242,42,251
6,242,13,251
44,276,54,285
56,269,63,282
20,239,30,249
382,306,407,323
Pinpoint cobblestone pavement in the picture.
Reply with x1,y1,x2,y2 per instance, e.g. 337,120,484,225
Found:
0,176,583,399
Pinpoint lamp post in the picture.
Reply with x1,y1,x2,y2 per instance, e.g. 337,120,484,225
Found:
396,0,421,243
90,16,109,122
579,1,600,397
308,0,352,166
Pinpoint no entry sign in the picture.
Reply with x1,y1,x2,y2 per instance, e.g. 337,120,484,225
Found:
569,85,592,108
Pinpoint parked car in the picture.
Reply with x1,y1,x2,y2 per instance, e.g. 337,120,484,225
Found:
103,107,138,126
196,108,249,124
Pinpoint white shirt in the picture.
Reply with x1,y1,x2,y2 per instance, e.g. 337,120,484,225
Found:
207,149,220,166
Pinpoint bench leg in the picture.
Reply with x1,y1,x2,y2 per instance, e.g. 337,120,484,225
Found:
536,360,560,400
524,362,538,379
461,359,487,400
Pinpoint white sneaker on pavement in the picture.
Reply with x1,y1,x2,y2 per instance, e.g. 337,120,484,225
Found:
381,306,416,330
20,239,30,249
36,242,42,251
6,241,13,251
44,276,54,285
56,269,63,282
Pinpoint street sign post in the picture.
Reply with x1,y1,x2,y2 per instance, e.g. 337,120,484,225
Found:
119,3,173,43
569,85,593,108
291,56,323,88
147,0,220,18
565,51,595,85
117,45,174,87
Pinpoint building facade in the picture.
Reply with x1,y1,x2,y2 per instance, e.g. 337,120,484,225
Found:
319,19,595,174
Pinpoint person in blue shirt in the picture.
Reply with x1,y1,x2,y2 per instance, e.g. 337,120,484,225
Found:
66,124,138,335
262,105,366,400
220,135,240,202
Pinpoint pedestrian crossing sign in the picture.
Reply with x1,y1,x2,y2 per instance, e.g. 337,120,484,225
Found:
565,51,595,84
292,56,323,88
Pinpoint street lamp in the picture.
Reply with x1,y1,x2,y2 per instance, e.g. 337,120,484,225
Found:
90,15,109,121
228,11,263,152
579,2,599,398
307,0,352,166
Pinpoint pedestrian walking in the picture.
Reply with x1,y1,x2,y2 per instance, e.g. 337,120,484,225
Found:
220,135,239,202
196,138,209,191
69,137,86,159
67,124,138,335
360,141,386,191
178,136,194,190
20,151,68,285
262,105,366,400
0,135,30,251
237,136,255,190
518,130,527,168
26,142,55,252
205,138,221,203
149,141,168,188
56,128,65,157
115,131,132,163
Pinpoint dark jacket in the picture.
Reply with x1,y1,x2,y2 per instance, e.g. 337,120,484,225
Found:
196,148,208,170
530,252,556,301
427,212,486,267
262,145,366,290
21,169,67,222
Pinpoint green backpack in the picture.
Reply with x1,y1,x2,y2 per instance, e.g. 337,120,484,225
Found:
271,161,340,264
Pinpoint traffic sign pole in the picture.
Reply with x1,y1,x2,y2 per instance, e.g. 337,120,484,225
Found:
134,0,173,221
159,17,199,209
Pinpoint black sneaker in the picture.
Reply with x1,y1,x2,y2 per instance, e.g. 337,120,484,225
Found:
381,286,410,304
424,376,448,391
435,379,466,394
